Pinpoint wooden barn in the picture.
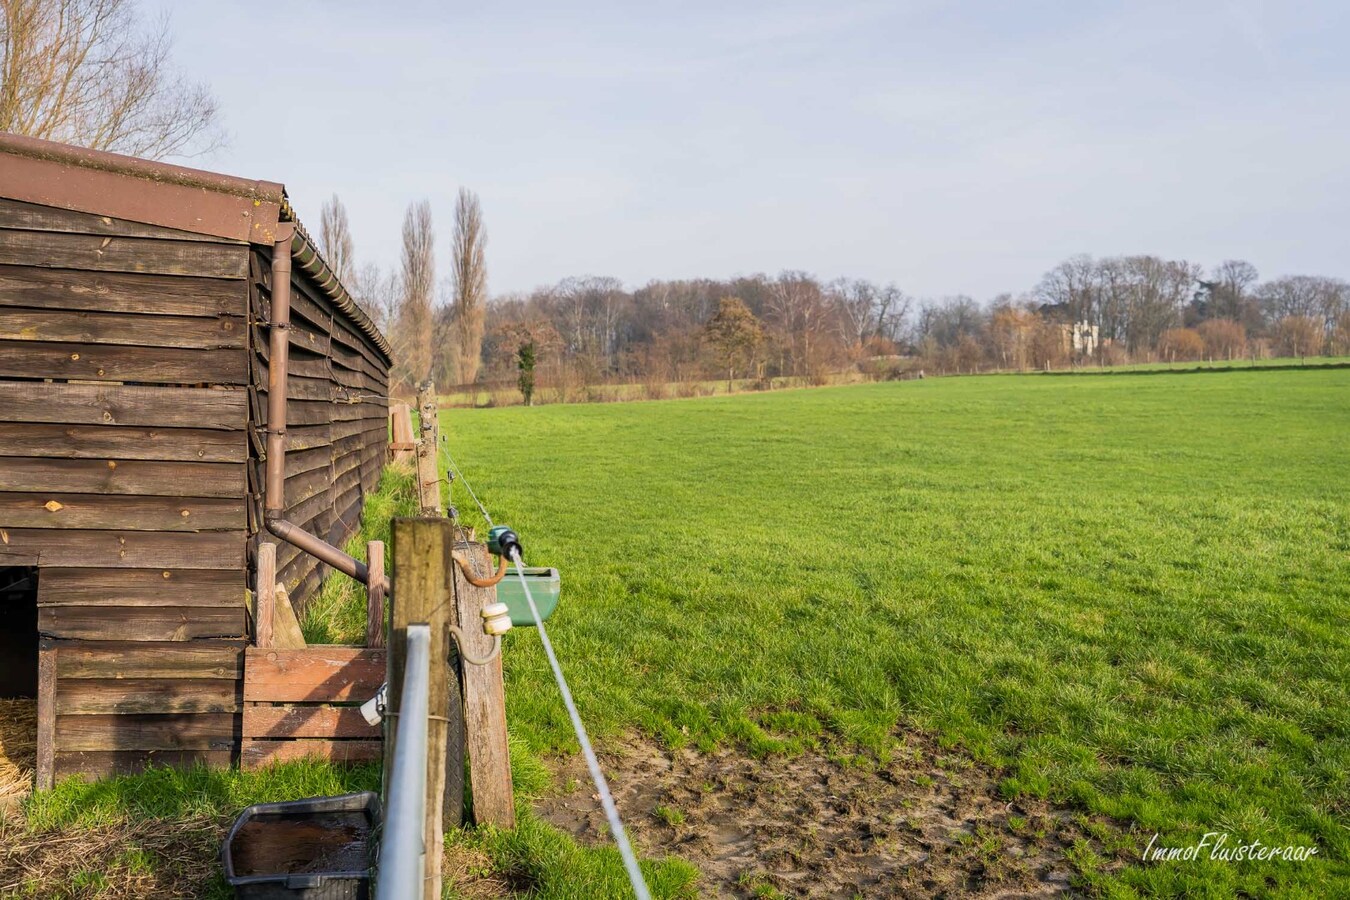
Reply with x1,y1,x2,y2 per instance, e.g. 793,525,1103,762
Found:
0,132,392,786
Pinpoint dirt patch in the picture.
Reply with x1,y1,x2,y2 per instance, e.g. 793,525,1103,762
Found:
537,732,1130,898
0,699,36,811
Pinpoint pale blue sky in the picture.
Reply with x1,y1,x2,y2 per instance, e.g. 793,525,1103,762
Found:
158,1,1349,298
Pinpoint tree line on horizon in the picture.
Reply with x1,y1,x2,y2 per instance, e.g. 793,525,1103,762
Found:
461,256,1349,402
337,200,1349,399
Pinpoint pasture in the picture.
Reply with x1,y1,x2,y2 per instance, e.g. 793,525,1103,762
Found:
4,368,1345,898
442,368,1348,896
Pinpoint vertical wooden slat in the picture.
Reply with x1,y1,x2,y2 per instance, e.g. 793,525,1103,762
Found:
390,403,415,464
366,540,386,649
415,382,442,515
255,542,276,649
35,640,56,791
454,542,515,827
388,518,461,899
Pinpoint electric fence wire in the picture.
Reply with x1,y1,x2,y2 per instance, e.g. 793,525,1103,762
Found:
444,446,651,899
440,439,494,527
507,549,653,900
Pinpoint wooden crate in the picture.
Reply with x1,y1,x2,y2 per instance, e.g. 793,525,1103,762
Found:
240,646,385,768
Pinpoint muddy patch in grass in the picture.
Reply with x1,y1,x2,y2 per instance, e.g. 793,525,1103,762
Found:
537,732,1131,898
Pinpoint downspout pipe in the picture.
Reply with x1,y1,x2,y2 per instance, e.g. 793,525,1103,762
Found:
263,226,369,585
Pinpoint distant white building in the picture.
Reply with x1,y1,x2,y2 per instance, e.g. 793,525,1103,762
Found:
1069,320,1099,356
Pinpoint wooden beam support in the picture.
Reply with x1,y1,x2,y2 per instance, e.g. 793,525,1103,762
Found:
453,541,515,828
389,403,415,464
35,641,55,791
255,543,275,649
388,517,464,899
415,383,443,515
366,540,386,648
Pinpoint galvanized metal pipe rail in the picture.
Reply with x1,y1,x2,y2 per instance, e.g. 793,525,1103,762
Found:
375,624,431,900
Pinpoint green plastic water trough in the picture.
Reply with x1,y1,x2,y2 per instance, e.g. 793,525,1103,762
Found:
497,565,560,626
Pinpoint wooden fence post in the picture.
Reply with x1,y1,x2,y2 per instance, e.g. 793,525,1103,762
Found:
387,518,464,898
452,541,515,827
256,542,276,649
389,403,416,465
366,540,386,649
415,382,443,516
35,640,55,791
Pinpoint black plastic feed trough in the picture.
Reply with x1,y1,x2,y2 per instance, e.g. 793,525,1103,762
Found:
221,792,381,899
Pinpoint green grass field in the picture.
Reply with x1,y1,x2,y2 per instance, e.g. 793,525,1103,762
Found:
9,368,1345,898
438,368,1348,896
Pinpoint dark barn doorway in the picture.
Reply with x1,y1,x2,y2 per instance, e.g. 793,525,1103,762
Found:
1,566,38,801
0,567,38,698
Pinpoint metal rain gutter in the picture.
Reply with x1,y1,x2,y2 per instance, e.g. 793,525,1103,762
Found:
263,225,370,585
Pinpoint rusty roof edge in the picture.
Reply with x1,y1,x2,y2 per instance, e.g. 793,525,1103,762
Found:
284,197,393,364
0,131,285,202
0,131,390,363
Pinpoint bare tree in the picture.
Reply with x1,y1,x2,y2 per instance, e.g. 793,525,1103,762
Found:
1036,255,1099,325
767,271,829,376
1119,256,1199,354
1209,260,1259,321
319,194,354,285
831,278,912,349
0,0,222,158
351,260,398,336
1258,275,1349,336
450,187,487,384
395,200,435,389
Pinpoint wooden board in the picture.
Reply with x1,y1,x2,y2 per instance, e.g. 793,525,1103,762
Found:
0,264,244,318
241,740,381,767
0,528,244,568
0,458,244,498
0,382,246,430
55,749,234,779
454,542,515,827
53,641,244,679
0,422,245,462
36,642,55,790
0,492,244,531
55,678,241,714
0,340,247,384
38,568,243,607
284,446,334,478
0,198,231,243
255,373,333,402
40,605,246,641
282,466,333,507
388,516,462,885
243,647,386,702
55,713,238,751
0,229,247,278
242,705,379,740
281,424,332,451
0,307,245,349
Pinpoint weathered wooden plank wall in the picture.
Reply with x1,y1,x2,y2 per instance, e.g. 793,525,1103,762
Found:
0,198,251,784
0,192,390,785
245,246,389,608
